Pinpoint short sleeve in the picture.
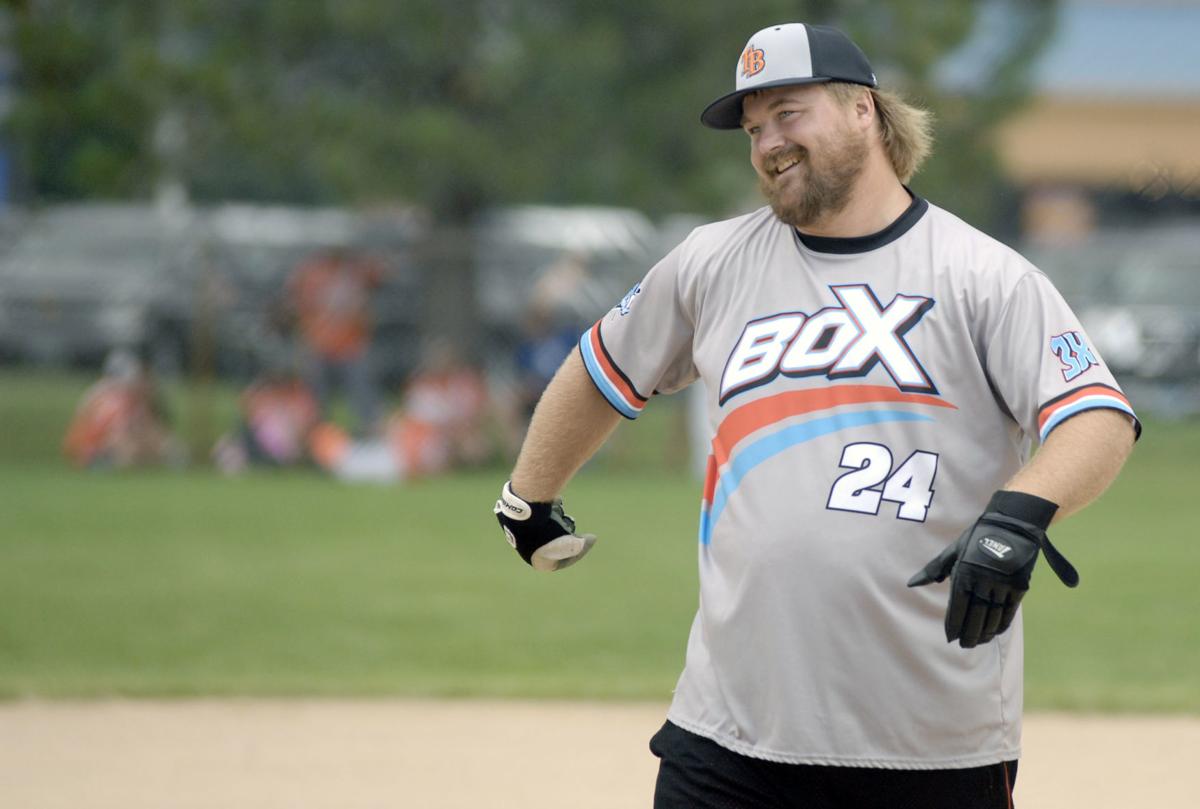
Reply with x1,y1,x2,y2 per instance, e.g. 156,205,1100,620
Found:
985,271,1140,443
578,244,699,419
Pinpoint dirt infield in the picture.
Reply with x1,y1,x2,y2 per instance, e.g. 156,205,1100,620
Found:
1,700,1196,808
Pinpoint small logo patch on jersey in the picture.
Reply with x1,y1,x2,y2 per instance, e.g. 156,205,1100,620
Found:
617,283,642,316
741,45,766,78
979,537,1013,560
1050,331,1100,382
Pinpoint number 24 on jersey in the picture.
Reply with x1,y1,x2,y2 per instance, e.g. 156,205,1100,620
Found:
826,443,939,522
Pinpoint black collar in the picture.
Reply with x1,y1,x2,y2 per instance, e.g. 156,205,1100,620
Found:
794,193,929,255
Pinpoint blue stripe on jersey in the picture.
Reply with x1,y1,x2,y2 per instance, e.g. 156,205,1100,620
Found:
699,409,933,545
1039,397,1137,443
697,505,711,548
578,329,641,419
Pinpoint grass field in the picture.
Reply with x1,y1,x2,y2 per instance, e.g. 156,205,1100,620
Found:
1,369,1197,711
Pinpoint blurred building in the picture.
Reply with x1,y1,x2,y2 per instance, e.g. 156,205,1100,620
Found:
942,1,1200,411
942,0,1200,243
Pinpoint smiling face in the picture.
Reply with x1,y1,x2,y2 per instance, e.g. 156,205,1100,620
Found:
741,83,871,229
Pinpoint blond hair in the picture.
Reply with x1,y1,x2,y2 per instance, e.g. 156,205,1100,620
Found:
826,82,933,183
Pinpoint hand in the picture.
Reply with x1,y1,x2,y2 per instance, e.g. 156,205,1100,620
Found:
907,491,1078,648
494,481,596,572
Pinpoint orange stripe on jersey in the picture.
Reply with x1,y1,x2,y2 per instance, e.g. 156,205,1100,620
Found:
712,385,955,468
588,320,648,407
1036,384,1130,432
701,453,719,506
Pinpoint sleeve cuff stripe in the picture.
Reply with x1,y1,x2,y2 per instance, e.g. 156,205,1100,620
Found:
579,328,643,419
589,321,648,403
1038,398,1138,443
1037,382,1126,419
1037,385,1131,430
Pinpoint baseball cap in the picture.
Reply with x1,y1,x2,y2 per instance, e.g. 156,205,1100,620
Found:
701,23,878,130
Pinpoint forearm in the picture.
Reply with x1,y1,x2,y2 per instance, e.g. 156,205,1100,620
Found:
509,350,623,501
1004,408,1136,522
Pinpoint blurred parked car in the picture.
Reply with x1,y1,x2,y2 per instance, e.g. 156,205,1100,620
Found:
475,205,662,329
0,203,199,372
0,202,425,384
200,204,425,384
1026,223,1200,383
473,205,664,404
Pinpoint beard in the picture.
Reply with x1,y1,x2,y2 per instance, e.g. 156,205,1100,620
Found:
759,127,870,229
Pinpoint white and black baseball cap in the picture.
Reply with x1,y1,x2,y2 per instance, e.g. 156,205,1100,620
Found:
701,23,878,130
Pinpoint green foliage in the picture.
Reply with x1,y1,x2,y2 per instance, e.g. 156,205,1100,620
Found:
5,4,161,198
5,0,1055,231
0,370,1197,710
908,1,1057,230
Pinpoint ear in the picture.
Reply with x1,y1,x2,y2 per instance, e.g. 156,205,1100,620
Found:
852,89,875,131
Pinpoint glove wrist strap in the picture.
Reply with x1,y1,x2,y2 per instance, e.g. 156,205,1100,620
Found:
985,489,1078,588
497,481,553,526
987,489,1058,530
1038,535,1080,588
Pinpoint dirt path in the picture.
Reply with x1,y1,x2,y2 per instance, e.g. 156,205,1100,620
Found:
1,700,1196,808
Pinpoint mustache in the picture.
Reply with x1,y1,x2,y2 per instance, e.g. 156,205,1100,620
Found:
765,147,808,175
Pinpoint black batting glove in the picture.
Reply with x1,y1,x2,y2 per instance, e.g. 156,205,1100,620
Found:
908,491,1079,649
494,481,596,572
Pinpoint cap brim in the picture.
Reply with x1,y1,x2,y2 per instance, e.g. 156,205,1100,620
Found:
700,77,832,130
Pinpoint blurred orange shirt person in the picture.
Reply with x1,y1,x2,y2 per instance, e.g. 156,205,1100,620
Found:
63,351,181,468
63,379,142,467
286,251,382,361
402,351,491,469
239,376,321,463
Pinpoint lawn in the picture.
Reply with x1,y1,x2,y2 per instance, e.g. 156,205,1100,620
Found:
1,369,1197,710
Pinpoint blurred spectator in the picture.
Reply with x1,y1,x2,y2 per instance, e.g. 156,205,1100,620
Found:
513,300,582,421
307,415,446,484
308,340,493,483
403,340,492,468
63,349,186,469
212,370,321,475
533,250,591,310
505,251,590,436
284,247,383,435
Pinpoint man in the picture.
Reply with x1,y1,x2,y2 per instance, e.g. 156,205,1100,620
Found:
494,23,1138,809
285,247,383,435
64,349,186,469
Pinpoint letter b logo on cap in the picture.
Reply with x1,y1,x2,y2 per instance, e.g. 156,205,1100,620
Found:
741,45,765,78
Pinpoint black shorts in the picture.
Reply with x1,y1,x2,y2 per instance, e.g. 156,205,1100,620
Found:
650,721,1016,809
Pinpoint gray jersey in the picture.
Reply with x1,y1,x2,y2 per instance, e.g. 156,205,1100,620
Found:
579,197,1138,768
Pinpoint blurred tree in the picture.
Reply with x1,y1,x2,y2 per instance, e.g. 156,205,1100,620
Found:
4,3,164,199
5,0,1053,232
